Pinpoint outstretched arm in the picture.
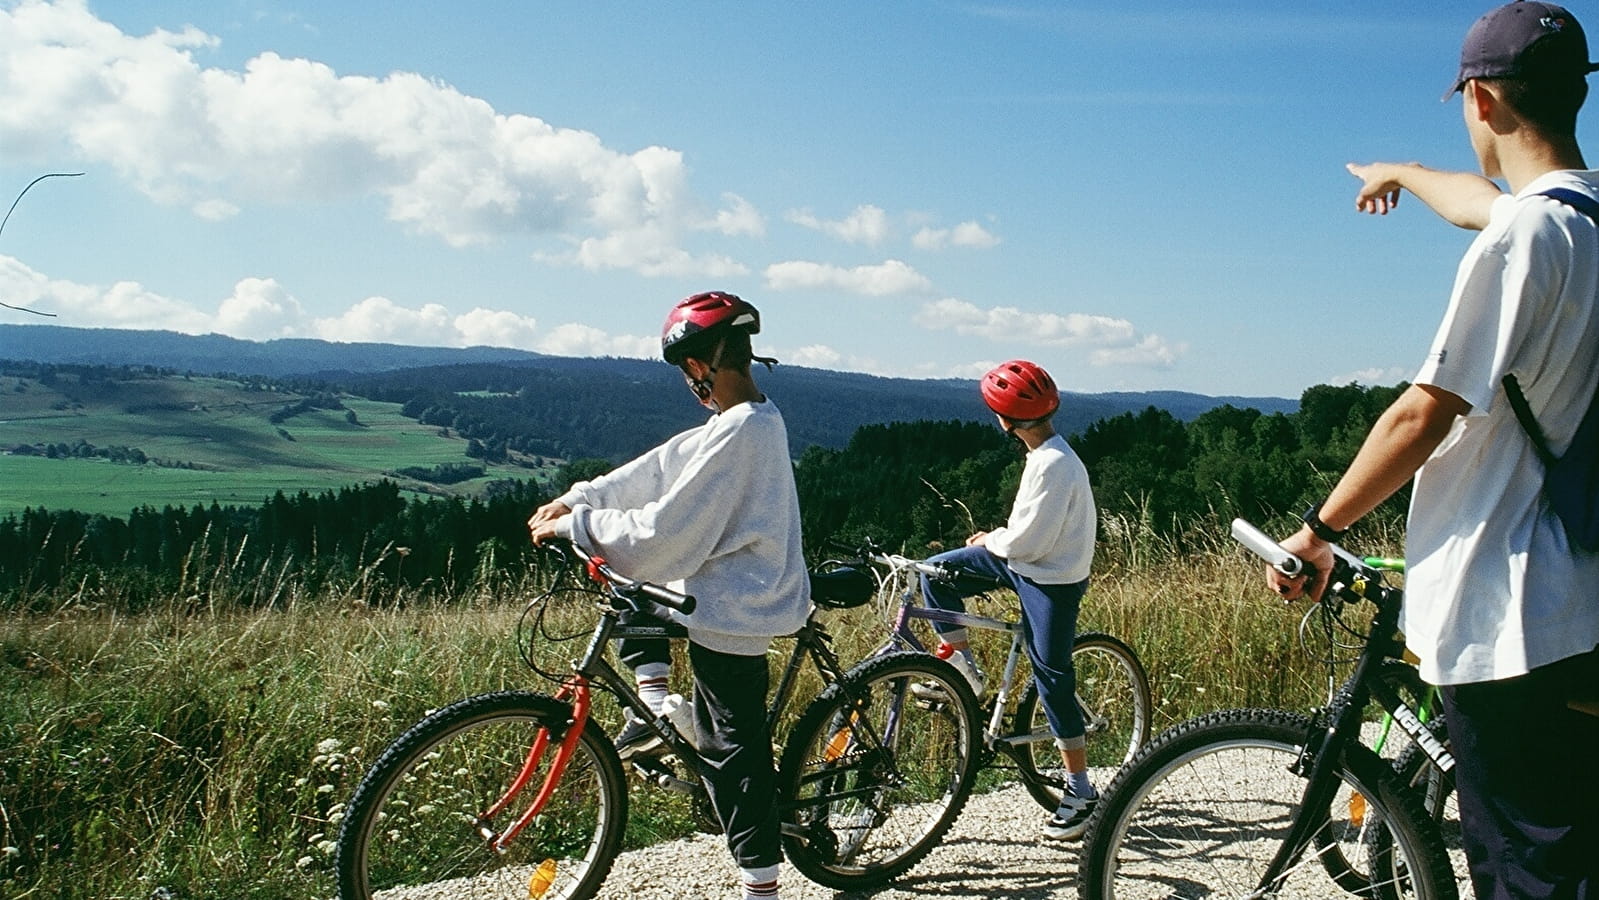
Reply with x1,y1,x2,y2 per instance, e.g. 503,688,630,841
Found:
1267,383,1468,601
1347,162,1501,230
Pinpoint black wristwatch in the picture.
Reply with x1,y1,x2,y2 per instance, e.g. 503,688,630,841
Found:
1302,503,1348,543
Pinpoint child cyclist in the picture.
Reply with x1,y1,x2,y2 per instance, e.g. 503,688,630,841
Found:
528,291,811,900
919,359,1100,840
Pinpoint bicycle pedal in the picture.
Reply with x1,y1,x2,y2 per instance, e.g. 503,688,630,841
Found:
630,755,672,781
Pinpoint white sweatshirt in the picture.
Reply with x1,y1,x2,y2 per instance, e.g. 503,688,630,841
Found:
553,398,811,655
983,434,1095,584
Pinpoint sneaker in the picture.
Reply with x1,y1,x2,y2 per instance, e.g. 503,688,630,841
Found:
1042,788,1097,841
614,711,665,760
911,652,986,701
944,651,986,697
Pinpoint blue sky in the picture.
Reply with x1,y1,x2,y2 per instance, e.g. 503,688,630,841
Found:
1,0,1586,399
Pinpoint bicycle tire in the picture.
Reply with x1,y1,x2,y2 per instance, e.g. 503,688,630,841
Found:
336,690,627,900
1013,631,1152,811
1077,707,1458,900
1315,660,1446,893
776,650,981,889
1393,721,1467,895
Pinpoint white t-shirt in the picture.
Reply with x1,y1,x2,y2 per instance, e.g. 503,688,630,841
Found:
1404,170,1599,686
983,434,1096,584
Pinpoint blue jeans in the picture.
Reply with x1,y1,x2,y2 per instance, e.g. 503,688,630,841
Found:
920,544,1088,744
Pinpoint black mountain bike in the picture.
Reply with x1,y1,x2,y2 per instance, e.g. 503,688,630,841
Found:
1076,519,1459,900
335,541,981,899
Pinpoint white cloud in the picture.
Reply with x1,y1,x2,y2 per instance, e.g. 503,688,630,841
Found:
786,344,843,369
915,298,1181,368
214,277,305,338
1089,334,1181,367
558,225,750,278
454,307,540,349
311,297,455,346
534,322,657,359
0,256,555,351
0,254,211,331
705,193,764,237
786,205,889,246
0,1,735,276
912,221,1000,250
764,259,932,296
1329,366,1410,387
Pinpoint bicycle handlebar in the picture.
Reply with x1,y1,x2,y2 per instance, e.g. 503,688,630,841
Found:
551,539,698,614
1230,518,1308,577
1230,517,1374,586
822,537,1006,589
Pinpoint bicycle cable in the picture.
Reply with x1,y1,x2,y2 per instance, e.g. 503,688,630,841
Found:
516,543,617,688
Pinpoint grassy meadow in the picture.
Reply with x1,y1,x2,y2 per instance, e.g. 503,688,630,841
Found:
0,512,1401,900
0,372,555,517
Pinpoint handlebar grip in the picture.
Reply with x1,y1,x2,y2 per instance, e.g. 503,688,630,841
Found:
1230,518,1305,577
636,581,696,615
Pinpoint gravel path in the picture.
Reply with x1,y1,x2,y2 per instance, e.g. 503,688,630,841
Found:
594,782,1083,900
590,757,1472,900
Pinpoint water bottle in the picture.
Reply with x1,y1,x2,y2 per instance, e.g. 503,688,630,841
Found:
660,693,697,749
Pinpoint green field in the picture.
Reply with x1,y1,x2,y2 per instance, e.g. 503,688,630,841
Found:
0,372,555,517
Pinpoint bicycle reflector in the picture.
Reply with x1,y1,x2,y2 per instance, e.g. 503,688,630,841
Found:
809,565,874,609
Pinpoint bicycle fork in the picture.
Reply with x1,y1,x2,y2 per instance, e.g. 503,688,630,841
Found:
474,677,594,854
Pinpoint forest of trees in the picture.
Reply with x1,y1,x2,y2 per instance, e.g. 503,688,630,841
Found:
0,382,1405,609
799,382,1406,553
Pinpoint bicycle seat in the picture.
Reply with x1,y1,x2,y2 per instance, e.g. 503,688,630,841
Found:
809,565,873,609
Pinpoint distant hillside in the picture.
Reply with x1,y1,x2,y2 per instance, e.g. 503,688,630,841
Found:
0,365,551,517
0,324,1297,460
0,325,546,377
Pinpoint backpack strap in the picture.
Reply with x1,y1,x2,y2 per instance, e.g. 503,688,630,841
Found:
1502,373,1557,467
1541,186,1599,222
1504,188,1599,465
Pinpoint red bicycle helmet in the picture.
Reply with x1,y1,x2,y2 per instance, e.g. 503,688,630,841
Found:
660,291,761,366
980,359,1059,421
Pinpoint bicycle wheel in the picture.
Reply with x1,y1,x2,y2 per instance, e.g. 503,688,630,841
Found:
336,691,627,900
777,651,981,889
1077,708,1458,900
1393,724,1467,895
1013,631,1153,811
1316,659,1442,892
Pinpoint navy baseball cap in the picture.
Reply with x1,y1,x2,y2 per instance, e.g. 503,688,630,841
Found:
1446,1,1599,99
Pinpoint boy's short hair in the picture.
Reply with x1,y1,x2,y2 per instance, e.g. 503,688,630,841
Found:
1485,64,1589,136
676,328,755,373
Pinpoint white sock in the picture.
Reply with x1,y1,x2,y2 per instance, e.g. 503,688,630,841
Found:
634,662,670,715
741,864,779,899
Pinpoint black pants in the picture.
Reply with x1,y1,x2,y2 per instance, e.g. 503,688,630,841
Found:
620,618,781,869
1441,646,1599,900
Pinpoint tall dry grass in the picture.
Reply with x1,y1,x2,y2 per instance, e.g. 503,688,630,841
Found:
0,512,1401,899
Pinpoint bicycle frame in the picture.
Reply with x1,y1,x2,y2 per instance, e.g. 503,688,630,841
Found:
885,600,1055,752
483,553,874,855
1232,522,1458,892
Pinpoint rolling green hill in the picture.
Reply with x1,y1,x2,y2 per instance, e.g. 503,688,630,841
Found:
0,326,1304,519
0,368,553,517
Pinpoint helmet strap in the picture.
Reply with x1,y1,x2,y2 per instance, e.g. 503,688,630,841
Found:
683,334,728,408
